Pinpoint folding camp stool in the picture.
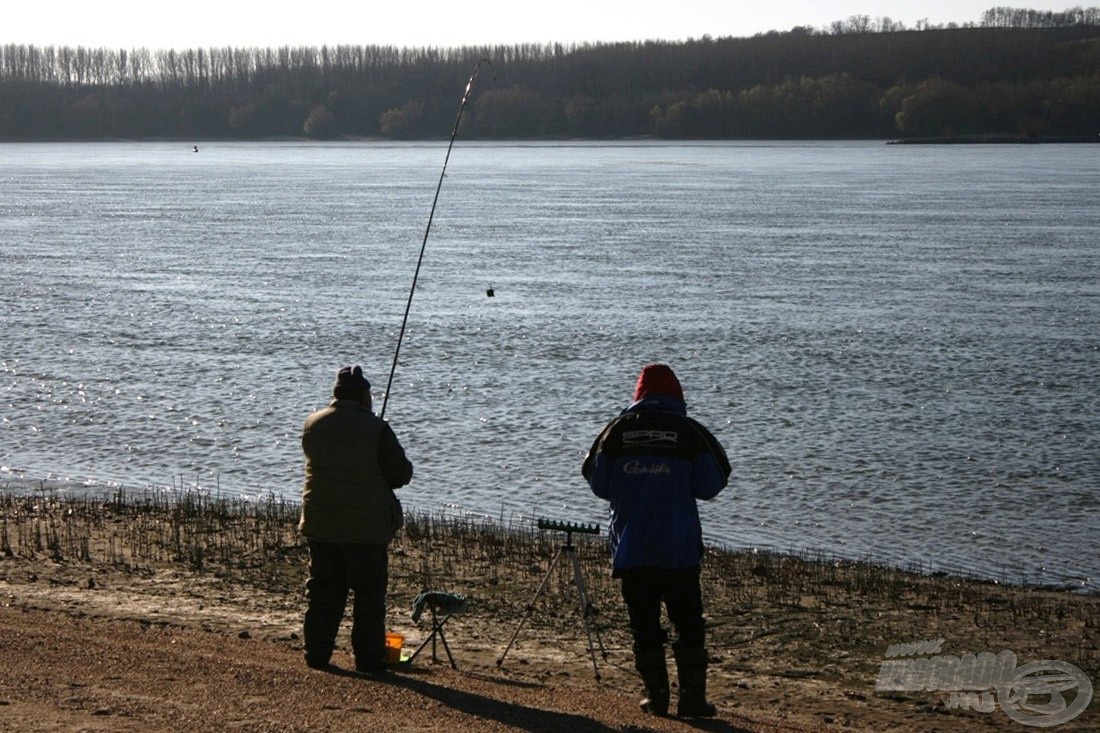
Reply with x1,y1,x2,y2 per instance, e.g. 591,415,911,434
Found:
408,591,467,669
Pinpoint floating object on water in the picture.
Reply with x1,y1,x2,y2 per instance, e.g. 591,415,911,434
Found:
193,145,199,153
486,285,495,297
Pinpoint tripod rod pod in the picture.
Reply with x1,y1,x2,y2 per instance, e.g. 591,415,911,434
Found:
535,518,600,545
496,519,607,680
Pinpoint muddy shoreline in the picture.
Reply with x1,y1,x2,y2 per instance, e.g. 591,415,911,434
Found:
1,490,1096,731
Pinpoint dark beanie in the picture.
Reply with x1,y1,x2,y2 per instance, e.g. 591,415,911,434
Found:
632,363,684,402
334,365,371,398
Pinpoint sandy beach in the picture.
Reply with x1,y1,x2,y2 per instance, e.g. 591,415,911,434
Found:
1,489,1096,732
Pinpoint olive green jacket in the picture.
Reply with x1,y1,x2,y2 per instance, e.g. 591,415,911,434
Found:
299,399,413,544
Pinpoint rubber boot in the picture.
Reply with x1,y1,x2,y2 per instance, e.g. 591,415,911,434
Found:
634,648,670,716
674,647,717,718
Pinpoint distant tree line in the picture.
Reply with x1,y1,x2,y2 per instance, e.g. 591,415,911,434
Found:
1,7,1098,141
980,5,1100,26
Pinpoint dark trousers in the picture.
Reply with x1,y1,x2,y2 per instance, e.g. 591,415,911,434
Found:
303,540,388,668
620,566,706,654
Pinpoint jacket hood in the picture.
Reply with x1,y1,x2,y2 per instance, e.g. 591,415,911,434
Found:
329,398,374,414
622,395,687,417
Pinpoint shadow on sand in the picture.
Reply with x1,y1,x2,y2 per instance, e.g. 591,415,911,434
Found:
395,670,744,733
316,663,747,733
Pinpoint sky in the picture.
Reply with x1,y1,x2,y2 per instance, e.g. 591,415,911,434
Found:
5,1,1085,49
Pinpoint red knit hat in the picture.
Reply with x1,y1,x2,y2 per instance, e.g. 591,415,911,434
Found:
632,363,684,402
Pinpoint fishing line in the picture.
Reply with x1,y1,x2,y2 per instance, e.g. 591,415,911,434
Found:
379,58,492,420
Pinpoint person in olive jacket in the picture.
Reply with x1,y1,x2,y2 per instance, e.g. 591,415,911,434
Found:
299,365,413,673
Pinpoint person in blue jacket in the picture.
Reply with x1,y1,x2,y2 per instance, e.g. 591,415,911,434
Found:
582,363,731,718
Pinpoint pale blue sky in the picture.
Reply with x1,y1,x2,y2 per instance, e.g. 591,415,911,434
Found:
5,1,1085,49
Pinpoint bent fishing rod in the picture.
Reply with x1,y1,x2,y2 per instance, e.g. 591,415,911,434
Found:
379,59,491,420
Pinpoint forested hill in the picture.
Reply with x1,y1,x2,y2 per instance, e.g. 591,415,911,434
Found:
2,8,1099,141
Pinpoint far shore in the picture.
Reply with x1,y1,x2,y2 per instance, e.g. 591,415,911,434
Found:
15,134,1100,145
887,133,1100,144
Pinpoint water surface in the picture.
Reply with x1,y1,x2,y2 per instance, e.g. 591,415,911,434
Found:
1,140,1097,588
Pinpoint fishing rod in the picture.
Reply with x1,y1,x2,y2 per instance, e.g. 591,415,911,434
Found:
379,58,491,420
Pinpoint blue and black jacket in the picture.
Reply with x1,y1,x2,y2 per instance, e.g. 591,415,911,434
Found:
582,396,731,575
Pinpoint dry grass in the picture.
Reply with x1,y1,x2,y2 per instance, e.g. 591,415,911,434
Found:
2,484,1097,729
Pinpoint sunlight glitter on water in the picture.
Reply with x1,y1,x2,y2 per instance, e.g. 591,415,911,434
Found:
1,140,1097,589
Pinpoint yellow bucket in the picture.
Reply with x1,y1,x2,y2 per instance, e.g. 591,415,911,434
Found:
385,633,404,664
